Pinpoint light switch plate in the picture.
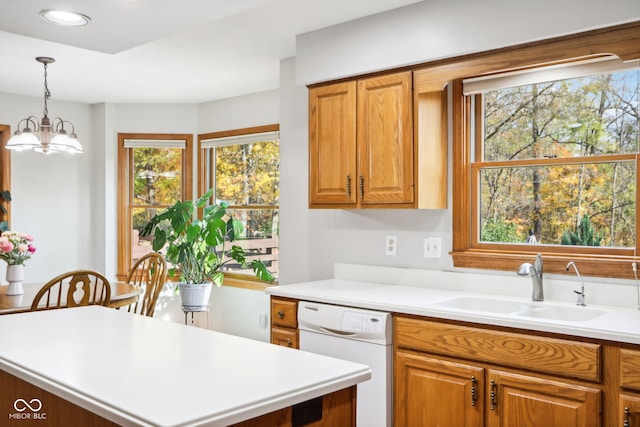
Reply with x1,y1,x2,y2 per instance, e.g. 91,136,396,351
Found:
424,237,442,258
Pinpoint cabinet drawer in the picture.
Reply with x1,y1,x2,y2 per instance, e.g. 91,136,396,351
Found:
272,327,299,349
621,348,640,390
271,298,298,328
395,315,601,382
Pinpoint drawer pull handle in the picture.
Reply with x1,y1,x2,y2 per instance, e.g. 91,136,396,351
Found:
278,311,284,319
287,339,292,347
624,406,630,427
470,376,477,407
490,379,497,410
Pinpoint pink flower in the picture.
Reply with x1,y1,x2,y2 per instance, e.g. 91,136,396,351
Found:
0,240,13,253
28,245,36,254
17,243,29,253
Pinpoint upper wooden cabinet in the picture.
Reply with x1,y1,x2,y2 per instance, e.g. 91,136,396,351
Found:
309,71,440,209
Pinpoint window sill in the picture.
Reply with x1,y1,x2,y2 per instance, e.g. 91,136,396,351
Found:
451,249,637,280
222,276,278,291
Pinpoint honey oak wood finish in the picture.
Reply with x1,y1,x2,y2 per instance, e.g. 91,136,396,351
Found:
124,252,167,317
394,315,604,427
309,71,418,208
428,21,640,279
619,348,640,427
0,125,10,227
116,133,193,282
30,270,112,311
271,297,299,349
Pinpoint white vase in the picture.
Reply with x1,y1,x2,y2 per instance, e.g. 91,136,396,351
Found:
6,264,25,295
178,282,212,311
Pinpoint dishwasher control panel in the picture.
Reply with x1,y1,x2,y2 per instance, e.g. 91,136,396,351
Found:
298,301,392,344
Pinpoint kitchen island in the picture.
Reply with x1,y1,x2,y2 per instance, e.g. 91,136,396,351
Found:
0,306,370,426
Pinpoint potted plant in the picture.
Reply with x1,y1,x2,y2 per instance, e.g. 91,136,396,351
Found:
140,189,274,309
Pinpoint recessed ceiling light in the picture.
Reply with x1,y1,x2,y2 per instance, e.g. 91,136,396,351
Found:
40,10,91,27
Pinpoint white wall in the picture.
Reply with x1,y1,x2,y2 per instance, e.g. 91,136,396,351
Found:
3,1,640,340
280,0,640,285
0,93,93,283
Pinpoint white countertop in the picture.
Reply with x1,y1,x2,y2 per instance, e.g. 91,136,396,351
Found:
266,278,640,345
0,306,370,427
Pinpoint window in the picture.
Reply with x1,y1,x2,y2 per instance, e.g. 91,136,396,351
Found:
0,125,11,228
199,125,279,281
117,133,193,280
469,58,639,249
441,22,640,279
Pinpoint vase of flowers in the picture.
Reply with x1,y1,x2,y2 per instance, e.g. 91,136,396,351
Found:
0,231,36,295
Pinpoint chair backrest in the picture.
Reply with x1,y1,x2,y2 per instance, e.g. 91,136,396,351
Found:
31,270,112,311
125,252,167,317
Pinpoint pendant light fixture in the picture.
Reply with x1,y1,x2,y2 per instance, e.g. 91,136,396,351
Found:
6,57,83,154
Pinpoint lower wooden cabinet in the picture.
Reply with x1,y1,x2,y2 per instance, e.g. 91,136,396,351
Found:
271,297,299,349
394,314,604,427
395,350,483,427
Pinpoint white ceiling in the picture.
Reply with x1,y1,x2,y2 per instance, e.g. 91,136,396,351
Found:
0,0,422,104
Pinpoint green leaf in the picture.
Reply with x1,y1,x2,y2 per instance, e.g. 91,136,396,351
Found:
186,224,201,243
152,230,166,251
251,260,274,283
227,218,244,242
211,271,224,288
195,189,214,208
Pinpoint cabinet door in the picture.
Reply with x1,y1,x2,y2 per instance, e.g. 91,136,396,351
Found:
357,71,414,206
395,350,483,427
309,81,357,206
487,370,601,427
621,394,640,427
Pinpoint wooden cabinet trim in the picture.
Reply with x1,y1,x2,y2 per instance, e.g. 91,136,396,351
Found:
395,315,602,382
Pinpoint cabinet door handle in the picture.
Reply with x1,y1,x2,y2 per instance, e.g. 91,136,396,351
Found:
346,175,352,198
470,376,477,407
490,379,497,410
278,311,284,319
359,175,364,198
624,406,630,427
286,339,292,347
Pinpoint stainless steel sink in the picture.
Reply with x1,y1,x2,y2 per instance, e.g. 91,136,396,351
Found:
514,305,605,322
431,296,606,322
431,296,526,314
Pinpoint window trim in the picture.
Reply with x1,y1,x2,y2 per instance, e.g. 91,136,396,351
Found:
116,133,193,280
424,22,640,279
197,124,280,286
0,125,11,227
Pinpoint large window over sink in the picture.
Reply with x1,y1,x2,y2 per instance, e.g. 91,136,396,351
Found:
468,58,639,249
443,23,640,279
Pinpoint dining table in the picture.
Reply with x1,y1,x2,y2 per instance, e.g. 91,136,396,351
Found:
0,281,143,314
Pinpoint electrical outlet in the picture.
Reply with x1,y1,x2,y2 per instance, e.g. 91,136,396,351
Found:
424,237,442,258
386,235,397,256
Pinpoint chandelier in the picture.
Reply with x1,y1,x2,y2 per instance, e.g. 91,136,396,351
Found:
6,57,83,154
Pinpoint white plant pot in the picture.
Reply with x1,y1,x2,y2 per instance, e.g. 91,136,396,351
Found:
178,282,212,311
6,264,25,295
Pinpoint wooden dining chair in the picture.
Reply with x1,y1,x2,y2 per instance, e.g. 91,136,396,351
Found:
125,252,167,317
30,270,112,311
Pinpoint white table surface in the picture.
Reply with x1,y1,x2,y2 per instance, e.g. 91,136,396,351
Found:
0,306,371,427
266,278,640,345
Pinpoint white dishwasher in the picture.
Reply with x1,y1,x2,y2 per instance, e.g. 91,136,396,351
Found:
298,301,392,427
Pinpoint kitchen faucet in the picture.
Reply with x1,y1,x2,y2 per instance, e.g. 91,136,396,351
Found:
517,253,544,301
566,261,586,306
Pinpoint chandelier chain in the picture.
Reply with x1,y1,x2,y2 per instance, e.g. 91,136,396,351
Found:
43,62,50,118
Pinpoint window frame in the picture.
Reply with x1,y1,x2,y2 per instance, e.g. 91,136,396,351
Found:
198,124,280,287
427,22,640,279
0,125,11,227
116,133,193,280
